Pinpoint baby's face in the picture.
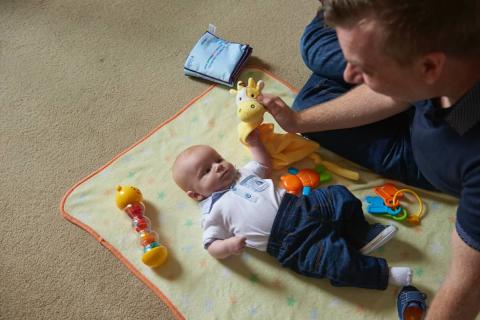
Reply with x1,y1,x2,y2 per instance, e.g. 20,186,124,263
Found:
179,146,237,200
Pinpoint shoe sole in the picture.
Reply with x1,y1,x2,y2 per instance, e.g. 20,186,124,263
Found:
360,225,398,255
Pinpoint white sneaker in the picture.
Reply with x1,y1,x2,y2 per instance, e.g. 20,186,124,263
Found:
360,224,398,255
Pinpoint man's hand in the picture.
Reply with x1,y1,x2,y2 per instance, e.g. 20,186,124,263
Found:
226,236,247,255
257,94,299,133
426,229,480,319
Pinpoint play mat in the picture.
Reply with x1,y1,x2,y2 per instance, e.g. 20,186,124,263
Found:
61,67,459,319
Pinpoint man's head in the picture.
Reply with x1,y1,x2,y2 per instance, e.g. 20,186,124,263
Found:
322,0,480,101
172,145,237,201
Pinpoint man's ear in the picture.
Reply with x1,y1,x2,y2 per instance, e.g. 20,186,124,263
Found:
187,190,205,201
420,52,446,85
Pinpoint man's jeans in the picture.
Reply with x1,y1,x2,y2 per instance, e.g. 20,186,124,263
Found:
293,13,434,190
267,186,389,290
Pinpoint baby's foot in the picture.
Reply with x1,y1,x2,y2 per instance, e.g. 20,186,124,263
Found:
389,267,413,286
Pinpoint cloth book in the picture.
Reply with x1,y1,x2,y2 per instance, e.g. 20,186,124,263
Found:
184,31,252,87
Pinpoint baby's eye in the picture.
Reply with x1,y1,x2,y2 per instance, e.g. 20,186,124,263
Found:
216,158,222,163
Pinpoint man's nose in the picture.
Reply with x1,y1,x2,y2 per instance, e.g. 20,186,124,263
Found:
343,62,364,84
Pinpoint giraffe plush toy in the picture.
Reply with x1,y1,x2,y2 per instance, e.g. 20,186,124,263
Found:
229,77,266,144
229,77,360,180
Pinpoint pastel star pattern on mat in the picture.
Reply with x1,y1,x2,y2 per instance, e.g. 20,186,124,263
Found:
98,167,112,178
221,268,232,278
121,154,135,164
138,147,153,157
428,241,444,255
203,298,214,312
184,219,194,227
241,252,253,263
272,278,283,289
175,200,188,211
414,266,424,277
207,118,215,129
181,244,193,254
287,295,296,306
180,294,191,309
329,298,340,307
355,304,366,315
248,305,258,316
249,273,259,284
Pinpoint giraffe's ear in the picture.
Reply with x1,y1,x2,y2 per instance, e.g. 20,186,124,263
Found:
229,89,237,95
256,80,264,92
247,77,255,88
236,81,245,91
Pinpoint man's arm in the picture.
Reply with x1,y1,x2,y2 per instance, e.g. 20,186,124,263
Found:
426,229,480,320
258,84,410,133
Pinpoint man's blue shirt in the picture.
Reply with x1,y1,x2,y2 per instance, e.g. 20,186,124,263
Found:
412,82,480,250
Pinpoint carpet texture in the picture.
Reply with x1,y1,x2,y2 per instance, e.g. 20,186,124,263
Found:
0,1,318,319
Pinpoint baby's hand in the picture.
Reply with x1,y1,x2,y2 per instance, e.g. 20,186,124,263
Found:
245,128,261,146
227,235,247,255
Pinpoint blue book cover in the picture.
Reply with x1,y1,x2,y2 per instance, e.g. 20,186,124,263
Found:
184,32,252,86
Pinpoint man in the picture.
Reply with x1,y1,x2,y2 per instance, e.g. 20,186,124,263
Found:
258,1,480,319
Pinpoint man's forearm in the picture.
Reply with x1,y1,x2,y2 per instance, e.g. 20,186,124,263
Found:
426,230,480,319
296,84,410,133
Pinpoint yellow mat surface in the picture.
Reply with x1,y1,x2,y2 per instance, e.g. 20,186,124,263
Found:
61,67,458,319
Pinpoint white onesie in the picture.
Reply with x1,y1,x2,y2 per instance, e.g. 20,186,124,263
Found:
200,161,286,251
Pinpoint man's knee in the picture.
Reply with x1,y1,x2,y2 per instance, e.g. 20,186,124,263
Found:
299,14,347,82
292,74,350,112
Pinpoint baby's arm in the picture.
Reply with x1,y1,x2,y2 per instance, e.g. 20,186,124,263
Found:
246,128,272,177
207,235,247,259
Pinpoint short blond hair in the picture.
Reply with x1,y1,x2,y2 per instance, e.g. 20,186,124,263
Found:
322,0,480,63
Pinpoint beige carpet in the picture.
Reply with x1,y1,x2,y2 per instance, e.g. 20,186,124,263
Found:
0,1,318,319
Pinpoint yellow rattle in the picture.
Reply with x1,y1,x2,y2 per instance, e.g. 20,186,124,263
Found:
115,185,168,267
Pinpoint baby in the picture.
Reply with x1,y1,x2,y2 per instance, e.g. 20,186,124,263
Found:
172,130,413,290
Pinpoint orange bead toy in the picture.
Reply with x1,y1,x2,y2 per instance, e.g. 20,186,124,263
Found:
281,167,323,196
297,169,320,189
139,231,157,247
280,175,303,195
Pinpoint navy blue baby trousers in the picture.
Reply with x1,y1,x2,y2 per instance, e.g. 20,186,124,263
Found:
267,185,389,290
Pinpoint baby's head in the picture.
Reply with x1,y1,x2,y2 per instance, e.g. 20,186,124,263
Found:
172,145,237,201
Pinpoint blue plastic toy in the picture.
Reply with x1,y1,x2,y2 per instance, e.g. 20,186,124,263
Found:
366,196,408,221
